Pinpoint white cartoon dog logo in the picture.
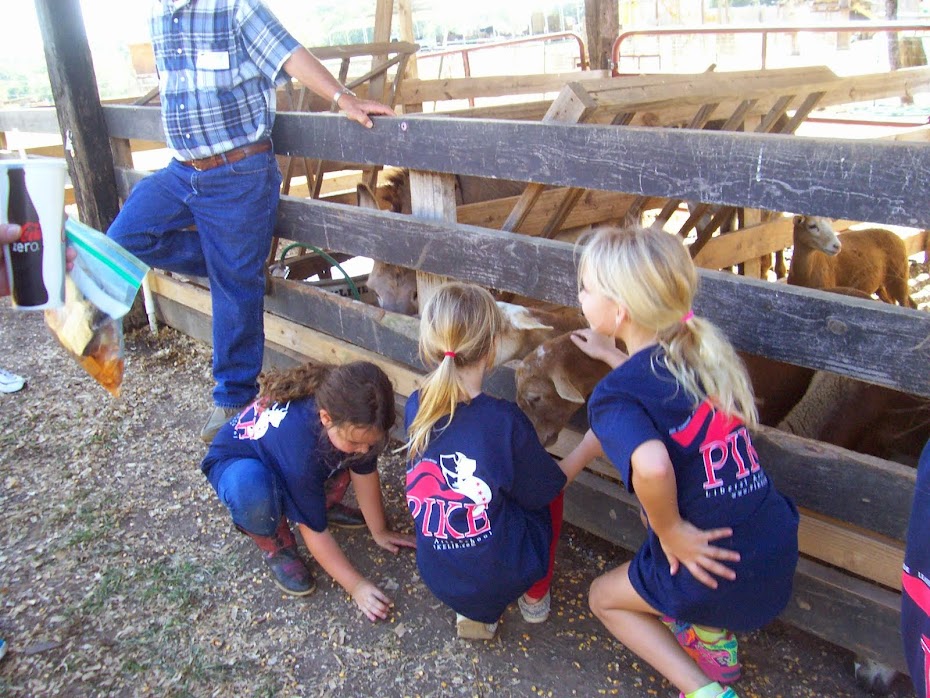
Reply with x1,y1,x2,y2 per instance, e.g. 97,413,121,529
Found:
439,451,492,516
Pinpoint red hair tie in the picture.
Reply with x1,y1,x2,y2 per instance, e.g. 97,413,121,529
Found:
681,310,694,323
444,351,457,358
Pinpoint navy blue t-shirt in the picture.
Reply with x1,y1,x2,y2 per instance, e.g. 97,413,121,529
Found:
201,397,378,532
405,392,567,623
588,347,799,631
903,439,930,698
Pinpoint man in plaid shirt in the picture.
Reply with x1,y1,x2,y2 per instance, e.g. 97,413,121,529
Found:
108,0,392,443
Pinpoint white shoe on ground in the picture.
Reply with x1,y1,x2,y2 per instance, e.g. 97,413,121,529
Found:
518,590,551,623
0,369,25,394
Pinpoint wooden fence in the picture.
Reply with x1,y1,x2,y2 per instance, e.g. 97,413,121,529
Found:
2,95,929,672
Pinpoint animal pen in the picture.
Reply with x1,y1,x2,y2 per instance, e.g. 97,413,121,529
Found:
6,0,930,681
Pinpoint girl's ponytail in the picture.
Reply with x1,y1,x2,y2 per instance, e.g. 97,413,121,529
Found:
405,283,502,458
662,316,758,428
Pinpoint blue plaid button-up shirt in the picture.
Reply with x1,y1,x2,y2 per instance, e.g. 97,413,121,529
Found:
151,0,301,160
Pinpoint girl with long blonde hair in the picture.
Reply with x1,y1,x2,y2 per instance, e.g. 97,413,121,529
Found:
405,283,585,640
570,225,798,698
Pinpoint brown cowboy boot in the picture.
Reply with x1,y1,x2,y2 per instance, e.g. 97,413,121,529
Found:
239,518,315,596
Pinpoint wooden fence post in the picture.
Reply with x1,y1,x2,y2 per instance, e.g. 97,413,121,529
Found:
35,0,120,231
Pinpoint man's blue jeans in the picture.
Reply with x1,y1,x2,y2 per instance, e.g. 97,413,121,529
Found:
108,149,281,408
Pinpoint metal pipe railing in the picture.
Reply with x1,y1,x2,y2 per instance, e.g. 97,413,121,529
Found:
611,21,930,76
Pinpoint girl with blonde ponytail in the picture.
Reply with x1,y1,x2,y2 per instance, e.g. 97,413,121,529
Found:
570,226,798,698
405,283,581,641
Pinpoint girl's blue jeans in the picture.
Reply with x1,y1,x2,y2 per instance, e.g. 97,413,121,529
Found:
107,148,281,408
207,457,283,536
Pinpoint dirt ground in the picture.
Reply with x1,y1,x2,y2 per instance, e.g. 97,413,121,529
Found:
0,290,922,698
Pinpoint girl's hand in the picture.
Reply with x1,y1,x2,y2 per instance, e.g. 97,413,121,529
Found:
569,329,628,368
659,519,740,590
351,579,393,622
371,529,416,554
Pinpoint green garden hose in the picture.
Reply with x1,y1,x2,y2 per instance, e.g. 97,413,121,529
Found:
278,242,362,301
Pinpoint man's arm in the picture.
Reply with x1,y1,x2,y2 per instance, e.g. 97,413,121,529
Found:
282,48,395,129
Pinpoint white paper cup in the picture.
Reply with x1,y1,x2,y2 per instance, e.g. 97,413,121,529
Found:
0,157,68,310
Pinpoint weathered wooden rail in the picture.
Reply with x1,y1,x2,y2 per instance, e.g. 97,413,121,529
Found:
3,87,929,673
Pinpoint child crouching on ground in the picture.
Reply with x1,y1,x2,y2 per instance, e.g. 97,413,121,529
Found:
404,282,590,639
201,360,415,621
570,226,799,698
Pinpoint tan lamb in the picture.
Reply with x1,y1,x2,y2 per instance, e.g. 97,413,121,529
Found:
787,215,916,307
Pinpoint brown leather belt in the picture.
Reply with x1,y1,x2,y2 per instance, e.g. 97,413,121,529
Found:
182,140,273,171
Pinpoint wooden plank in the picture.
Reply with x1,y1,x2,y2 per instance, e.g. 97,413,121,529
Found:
35,0,120,231
272,113,930,229
149,273,422,397
549,425,914,554
442,66,930,129
694,217,860,269
784,558,905,673
263,277,421,369
796,509,904,591
501,83,598,233
436,66,836,123
694,270,930,397
99,104,930,230
310,41,418,61
398,71,613,103
410,170,457,310
0,108,60,133
694,217,795,268
584,0,618,70
395,0,418,81
458,188,663,233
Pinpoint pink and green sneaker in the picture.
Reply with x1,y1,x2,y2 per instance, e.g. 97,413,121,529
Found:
660,616,741,684
678,687,739,698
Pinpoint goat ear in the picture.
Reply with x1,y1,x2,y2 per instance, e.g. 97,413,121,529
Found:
357,183,379,210
552,370,586,404
498,303,553,331
792,214,802,225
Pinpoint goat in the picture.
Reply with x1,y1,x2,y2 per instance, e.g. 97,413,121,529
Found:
778,370,930,464
515,302,929,463
787,216,917,308
496,304,588,367
515,332,613,447
362,171,526,315
356,183,419,314
514,334,818,447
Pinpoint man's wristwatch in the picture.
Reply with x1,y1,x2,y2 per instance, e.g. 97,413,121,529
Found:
332,86,357,108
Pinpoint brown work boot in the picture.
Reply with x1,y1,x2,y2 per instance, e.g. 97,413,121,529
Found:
200,405,245,443
326,502,367,529
240,518,315,596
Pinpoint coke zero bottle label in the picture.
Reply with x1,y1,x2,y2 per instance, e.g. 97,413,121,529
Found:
7,167,48,306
